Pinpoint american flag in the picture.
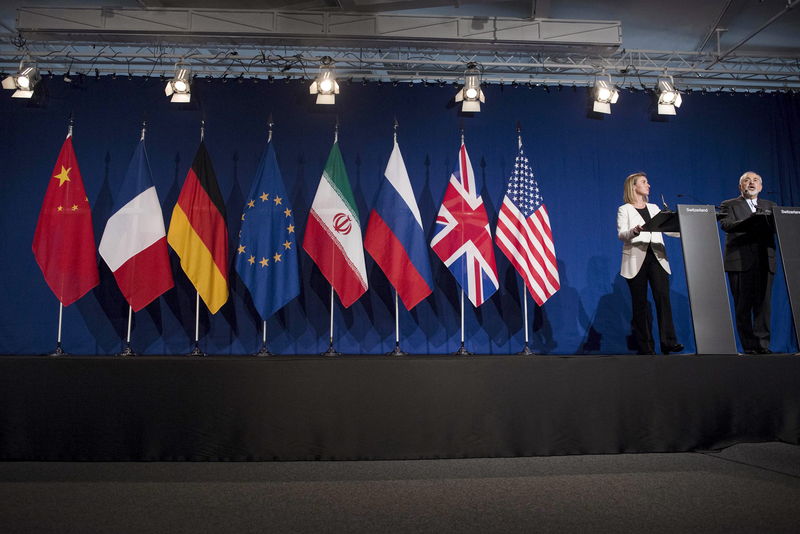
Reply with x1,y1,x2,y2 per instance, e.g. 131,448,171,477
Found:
495,146,560,306
430,142,499,307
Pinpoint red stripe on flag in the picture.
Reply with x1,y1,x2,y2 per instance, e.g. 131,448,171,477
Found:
533,207,557,266
303,211,367,308
112,237,174,311
175,168,229,279
473,256,483,306
496,200,559,306
528,210,559,289
497,216,548,301
364,211,432,310
459,145,470,194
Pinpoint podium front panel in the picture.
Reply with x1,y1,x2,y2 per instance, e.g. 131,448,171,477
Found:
773,207,800,350
678,205,738,354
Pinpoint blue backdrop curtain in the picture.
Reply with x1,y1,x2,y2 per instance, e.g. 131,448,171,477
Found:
0,78,798,355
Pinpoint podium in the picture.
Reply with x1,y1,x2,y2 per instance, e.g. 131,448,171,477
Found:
773,207,800,353
643,205,737,354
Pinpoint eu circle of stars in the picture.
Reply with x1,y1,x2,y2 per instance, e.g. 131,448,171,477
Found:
237,191,295,269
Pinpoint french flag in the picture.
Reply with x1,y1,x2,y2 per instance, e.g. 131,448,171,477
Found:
99,140,174,311
364,140,433,310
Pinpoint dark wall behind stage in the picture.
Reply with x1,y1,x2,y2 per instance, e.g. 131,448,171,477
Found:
1,78,798,355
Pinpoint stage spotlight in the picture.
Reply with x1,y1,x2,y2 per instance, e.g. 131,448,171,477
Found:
592,77,620,114
2,62,41,98
165,66,191,103
309,57,339,105
657,77,682,115
454,62,484,112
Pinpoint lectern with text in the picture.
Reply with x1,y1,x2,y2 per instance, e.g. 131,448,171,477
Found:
644,205,737,354
773,207,800,352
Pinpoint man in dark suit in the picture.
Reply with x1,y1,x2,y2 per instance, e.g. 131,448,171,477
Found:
720,171,776,354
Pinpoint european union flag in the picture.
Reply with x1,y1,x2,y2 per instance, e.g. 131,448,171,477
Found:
235,142,300,320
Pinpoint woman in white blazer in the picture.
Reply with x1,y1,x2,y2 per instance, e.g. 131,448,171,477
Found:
617,172,683,355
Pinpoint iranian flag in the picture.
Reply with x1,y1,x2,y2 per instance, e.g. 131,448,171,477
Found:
303,142,368,308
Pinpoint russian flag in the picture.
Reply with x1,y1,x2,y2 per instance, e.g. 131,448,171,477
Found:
365,140,433,310
99,140,174,311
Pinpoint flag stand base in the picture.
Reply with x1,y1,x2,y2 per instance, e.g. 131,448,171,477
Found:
188,342,206,357
387,343,407,356
255,344,273,357
516,343,535,355
118,344,136,357
49,342,66,357
453,342,472,356
322,342,341,357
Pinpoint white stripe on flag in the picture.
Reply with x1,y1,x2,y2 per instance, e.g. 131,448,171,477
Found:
498,202,558,294
509,202,559,285
495,226,549,304
497,210,554,298
385,141,423,229
99,186,166,272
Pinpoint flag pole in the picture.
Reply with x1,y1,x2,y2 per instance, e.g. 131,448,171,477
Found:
50,117,75,357
387,118,408,356
322,120,341,357
190,120,206,356
189,291,205,355
255,320,272,357
117,306,136,356
455,290,471,355
516,124,534,355
49,302,66,356
118,120,149,358
255,117,275,357
322,286,340,356
454,126,471,356
387,289,407,356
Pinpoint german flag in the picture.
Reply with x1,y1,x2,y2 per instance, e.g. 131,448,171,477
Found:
167,142,229,314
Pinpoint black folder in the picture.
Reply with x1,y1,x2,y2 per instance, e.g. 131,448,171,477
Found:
728,211,774,234
641,210,679,233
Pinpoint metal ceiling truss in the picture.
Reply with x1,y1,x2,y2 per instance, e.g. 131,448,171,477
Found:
0,7,798,92
2,43,798,92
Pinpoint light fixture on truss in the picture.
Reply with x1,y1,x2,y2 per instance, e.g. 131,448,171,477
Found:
165,65,191,103
657,76,683,115
454,63,485,112
592,75,620,114
2,60,40,98
309,57,339,105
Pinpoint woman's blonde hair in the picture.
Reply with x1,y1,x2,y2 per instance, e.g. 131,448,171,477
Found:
623,172,648,204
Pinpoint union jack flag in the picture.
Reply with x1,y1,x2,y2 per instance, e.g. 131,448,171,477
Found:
430,142,499,307
495,145,560,306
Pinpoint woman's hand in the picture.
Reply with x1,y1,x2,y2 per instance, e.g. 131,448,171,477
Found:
632,225,643,236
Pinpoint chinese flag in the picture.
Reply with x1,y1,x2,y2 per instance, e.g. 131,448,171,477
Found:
32,135,99,306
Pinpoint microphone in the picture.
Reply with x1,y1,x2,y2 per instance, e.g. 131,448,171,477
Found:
676,193,720,209
660,193,669,211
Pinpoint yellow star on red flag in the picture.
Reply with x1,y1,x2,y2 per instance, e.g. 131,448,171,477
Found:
53,166,71,186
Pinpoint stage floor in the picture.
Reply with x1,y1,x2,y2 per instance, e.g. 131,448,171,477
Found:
1,354,799,461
